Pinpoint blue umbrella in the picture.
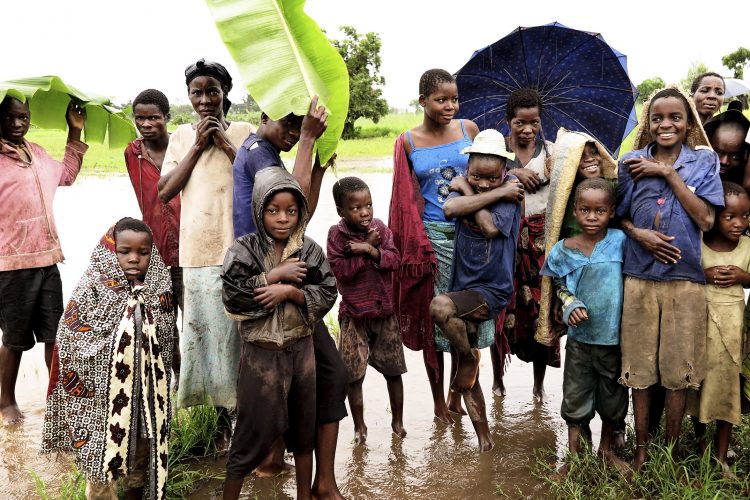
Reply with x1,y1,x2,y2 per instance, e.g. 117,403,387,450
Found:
455,22,639,157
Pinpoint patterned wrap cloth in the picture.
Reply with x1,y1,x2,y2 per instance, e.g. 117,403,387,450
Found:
42,224,174,500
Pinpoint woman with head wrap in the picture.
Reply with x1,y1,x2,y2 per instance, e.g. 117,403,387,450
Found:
157,59,255,447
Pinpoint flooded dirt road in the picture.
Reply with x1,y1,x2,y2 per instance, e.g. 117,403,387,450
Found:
1,173,587,499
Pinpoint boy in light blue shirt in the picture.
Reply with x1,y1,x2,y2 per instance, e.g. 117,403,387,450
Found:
541,178,629,477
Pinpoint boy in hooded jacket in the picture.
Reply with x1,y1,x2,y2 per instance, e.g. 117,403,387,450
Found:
220,167,337,500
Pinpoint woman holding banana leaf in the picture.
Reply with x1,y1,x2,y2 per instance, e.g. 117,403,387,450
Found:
157,59,255,447
0,96,86,426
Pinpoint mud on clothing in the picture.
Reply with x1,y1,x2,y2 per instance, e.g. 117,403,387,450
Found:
227,336,317,480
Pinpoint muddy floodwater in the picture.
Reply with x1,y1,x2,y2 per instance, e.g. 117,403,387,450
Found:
0,172,594,499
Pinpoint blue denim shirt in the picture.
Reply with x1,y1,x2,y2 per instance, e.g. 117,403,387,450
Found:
616,143,723,283
447,191,521,317
541,229,625,345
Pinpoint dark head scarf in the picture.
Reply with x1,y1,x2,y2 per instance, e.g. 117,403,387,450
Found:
184,58,233,115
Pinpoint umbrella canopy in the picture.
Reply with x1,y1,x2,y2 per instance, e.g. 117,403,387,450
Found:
0,76,136,149
724,78,750,99
455,22,639,157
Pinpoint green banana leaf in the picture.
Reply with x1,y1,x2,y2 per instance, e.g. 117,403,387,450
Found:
0,76,137,149
206,0,349,163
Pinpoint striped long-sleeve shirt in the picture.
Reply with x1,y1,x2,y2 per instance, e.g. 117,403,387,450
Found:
327,218,400,319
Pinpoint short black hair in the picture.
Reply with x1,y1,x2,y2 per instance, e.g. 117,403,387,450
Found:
574,177,615,205
114,217,153,244
690,72,725,95
0,96,28,117
332,176,370,207
722,181,748,199
649,88,694,126
468,153,507,172
419,69,455,97
506,88,542,121
133,89,170,116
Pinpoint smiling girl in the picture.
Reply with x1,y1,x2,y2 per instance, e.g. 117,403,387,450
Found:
389,69,482,424
617,87,724,471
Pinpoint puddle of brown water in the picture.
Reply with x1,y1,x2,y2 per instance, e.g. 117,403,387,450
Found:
1,174,597,499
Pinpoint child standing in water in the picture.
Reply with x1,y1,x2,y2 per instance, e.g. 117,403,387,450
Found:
686,182,750,475
430,129,523,451
389,69,483,424
43,218,175,499
328,177,407,445
617,87,723,471
221,168,337,500
494,88,559,402
540,179,630,477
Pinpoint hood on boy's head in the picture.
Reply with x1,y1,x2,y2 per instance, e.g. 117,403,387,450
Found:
252,167,309,258
634,86,710,150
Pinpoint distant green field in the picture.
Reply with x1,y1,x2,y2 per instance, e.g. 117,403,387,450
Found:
27,103,715,175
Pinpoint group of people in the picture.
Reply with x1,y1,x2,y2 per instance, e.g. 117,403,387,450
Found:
0,57,749,498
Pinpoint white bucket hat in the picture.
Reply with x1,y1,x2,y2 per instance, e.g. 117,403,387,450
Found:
461,129,516,161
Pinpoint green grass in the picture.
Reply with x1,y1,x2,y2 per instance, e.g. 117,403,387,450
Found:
532,417,750,499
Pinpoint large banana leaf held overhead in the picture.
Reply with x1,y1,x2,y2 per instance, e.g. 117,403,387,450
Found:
206,0,349,163
0,76,136,149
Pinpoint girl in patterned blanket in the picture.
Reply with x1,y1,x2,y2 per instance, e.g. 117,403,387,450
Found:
42,218,175,500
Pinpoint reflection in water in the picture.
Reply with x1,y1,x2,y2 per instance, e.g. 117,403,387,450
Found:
1,176,573,500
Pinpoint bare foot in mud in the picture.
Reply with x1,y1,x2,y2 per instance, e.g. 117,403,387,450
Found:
532,384,547,404
492,379,506,398
613,430,626,451
1,404,25,425
392,421,407,439
632,447,648,473
447,389,467,415
354,425,368,445
433,405,455,426
451,350,480,393
254,460,295,477
312,485,346,500
477,431,494,453
470,419,494,452
720,462,738,480
551,463,570,483
599,449,633,479
213,428,232,456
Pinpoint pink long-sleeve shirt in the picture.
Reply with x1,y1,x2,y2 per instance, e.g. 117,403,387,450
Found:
0,139,87,271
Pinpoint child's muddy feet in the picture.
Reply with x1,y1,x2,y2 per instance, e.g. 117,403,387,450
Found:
471,419,494,452
451,350,480,393
1,404,25,425
311,485,346,500
532,384,547,404
433,405,455,426
492,380,506,398
719,461,738,480
632,447,648,473
446,389,467,415
253,460,294,477
613,430,626,451
213,428,232,456
354,425,368,445
551,463,570,483
599,449,633,479
391,421,407,439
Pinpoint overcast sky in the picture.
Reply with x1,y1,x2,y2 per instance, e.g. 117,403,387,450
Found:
2,0,747,109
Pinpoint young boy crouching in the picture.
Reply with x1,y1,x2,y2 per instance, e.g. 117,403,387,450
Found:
429,129,523,452
220,168,337,500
